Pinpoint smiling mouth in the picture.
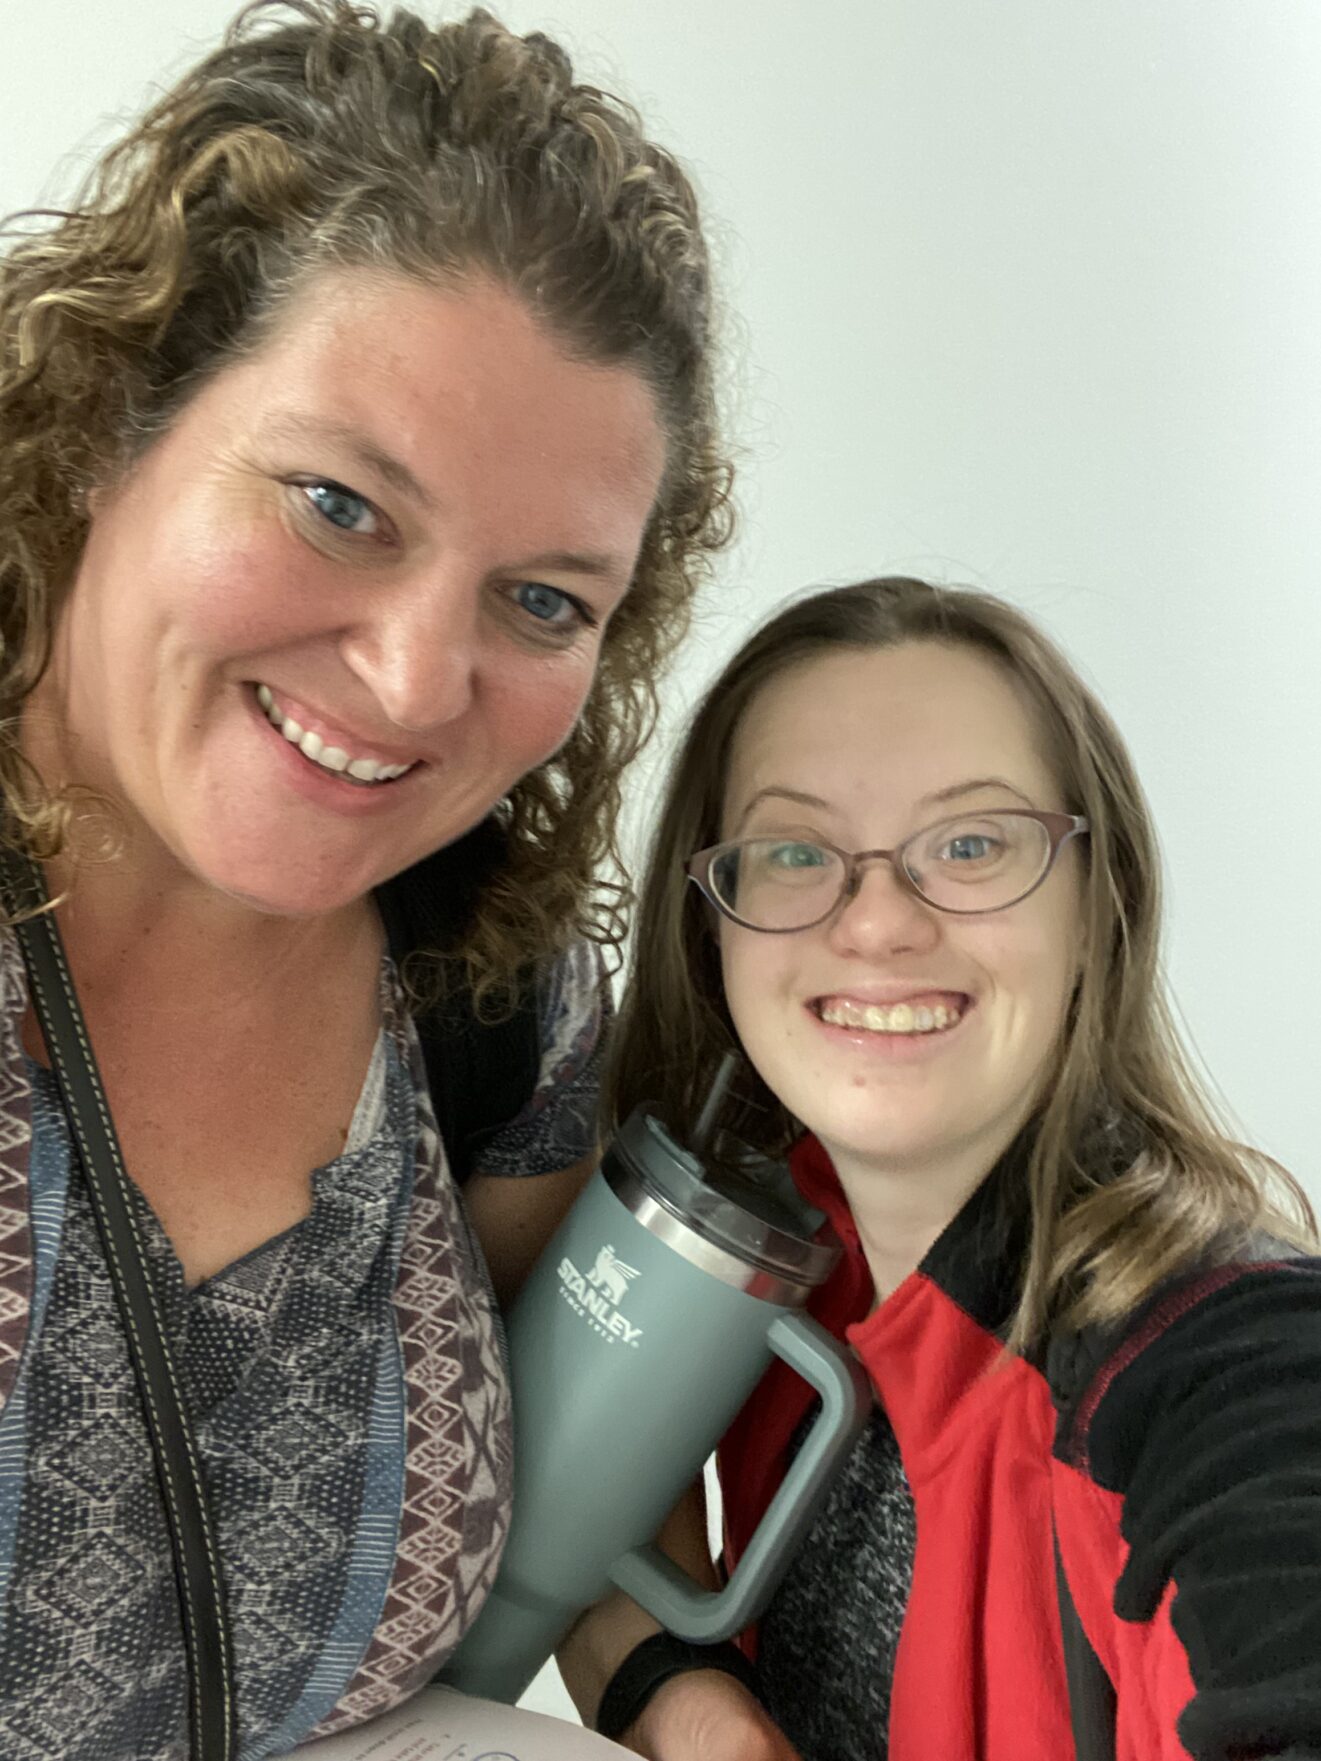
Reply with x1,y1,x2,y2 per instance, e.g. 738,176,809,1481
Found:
813,995,970,1035
255,684,418,787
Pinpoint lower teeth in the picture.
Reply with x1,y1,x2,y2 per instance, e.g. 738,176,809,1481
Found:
822,1010,958,1035
331,767,387,787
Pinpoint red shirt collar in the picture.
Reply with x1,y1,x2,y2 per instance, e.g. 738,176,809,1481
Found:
789,1131,862,1253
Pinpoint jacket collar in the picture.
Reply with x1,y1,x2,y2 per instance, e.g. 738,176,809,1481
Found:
789,1129,1032,1341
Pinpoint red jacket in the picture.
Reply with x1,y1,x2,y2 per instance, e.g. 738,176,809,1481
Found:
718,1136,1321,1761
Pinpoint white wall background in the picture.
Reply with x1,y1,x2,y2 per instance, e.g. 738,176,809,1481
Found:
9,0,1315,1197
7,0,1319,1728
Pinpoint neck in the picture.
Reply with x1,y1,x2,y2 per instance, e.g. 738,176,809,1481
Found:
45,833,372,1006
825,1126,1021,1307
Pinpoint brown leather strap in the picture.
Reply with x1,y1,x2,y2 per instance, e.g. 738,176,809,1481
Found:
0,850,236,1761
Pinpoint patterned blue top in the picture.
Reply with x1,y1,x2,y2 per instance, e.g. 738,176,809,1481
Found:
0,934,607,1760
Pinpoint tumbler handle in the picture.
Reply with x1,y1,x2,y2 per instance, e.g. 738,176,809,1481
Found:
607,1312,872,1641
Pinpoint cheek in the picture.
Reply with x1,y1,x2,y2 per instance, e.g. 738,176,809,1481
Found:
996,917,1083,1057
961,909,1076,1043
167,519,330,658
488,652,601,772
83,518,317,685
719,929,789,1053
1037,890,1086,1027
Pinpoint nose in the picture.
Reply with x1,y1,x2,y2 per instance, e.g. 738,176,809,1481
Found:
827,857,941,959
340,567,479,733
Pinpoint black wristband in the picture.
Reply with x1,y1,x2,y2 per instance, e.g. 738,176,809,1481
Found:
594,1631,760,1743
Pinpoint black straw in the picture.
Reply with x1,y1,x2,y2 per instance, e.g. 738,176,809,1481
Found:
689,1051,739,1159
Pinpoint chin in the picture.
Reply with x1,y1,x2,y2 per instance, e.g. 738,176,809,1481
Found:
180,835,391,920
210,871,372,920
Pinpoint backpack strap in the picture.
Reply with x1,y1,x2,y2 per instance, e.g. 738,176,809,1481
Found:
375,820,541,1185
1046,1325,1118,1761
0,847,237,1761
1052,1517,1118,1761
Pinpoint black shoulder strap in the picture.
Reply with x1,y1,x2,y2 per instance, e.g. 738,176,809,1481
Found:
1052,1519,1118,1761
0,849,235,1761
1046,1326,1118,1761
375,820,541,1185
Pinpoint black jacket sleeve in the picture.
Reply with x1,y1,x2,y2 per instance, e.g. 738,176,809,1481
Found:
1081,1256,1321,1761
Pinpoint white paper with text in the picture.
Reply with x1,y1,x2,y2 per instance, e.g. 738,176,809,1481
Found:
287,1688,631,1759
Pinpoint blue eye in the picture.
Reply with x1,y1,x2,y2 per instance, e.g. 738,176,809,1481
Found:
767,841,830,869
515,581,588,630
301,481,379,535
941,834,1000,863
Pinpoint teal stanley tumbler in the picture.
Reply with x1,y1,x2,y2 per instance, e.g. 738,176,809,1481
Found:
440,1107,873,1704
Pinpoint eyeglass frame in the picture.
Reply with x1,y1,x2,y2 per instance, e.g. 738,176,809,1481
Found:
685,808,1090,932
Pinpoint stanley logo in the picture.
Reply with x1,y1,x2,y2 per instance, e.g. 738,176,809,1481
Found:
557,1244,644,1346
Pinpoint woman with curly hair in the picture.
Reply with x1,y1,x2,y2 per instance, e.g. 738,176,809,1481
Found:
0,4,732,1755
602,577,1321,1760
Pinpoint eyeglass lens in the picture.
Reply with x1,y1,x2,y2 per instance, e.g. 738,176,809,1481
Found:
708,813,1053,927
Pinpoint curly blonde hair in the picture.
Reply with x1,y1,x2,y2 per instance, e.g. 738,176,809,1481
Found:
606,577,1315,1350
0,0,733,1000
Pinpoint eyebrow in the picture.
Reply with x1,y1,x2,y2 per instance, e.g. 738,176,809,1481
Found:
735,776,1036,830
734,787,832,829
509,549,620,581
260,414,624,580
923,776,1036,809
261,414,437,511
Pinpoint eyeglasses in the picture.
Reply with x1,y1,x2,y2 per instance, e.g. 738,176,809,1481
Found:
686,809,1088,933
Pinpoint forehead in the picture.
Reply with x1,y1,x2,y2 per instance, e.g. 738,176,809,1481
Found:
188,268,667,537
724,640,1063,825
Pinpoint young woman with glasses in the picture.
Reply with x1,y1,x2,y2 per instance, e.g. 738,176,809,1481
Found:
595,576,1321,1761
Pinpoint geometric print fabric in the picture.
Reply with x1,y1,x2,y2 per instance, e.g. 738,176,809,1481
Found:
0,937,602,1758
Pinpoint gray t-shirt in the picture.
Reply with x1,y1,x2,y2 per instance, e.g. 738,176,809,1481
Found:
756,1402,916,1760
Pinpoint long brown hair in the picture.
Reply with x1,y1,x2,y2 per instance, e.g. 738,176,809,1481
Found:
606,577,1315,1348
0,0,733,1001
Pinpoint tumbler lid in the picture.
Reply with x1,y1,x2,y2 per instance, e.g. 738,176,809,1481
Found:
604,1108,839,1298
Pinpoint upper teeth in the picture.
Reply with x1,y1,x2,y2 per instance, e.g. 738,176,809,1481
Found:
819,999,961,1034
256,684,413,783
